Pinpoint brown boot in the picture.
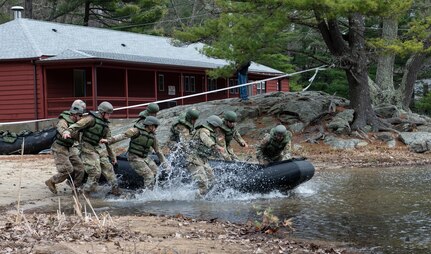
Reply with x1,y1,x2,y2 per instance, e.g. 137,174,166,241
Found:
45,179,57,194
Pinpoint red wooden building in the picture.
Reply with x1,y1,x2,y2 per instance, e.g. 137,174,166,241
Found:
0,14,288,123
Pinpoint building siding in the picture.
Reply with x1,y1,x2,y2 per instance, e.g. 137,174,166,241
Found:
0,61,287,123
0,62,43,122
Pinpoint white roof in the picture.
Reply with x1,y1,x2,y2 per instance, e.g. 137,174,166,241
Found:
0,18,282,74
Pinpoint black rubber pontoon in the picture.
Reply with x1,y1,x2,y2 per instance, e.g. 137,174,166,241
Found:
0,128,56,155
114,154,315,194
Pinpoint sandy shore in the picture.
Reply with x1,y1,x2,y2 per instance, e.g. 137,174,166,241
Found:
0,138,429,253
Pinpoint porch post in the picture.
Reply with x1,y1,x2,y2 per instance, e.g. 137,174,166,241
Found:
42,66,48,119
154,71,158,102
92,64,97,111
125,69,129,118
180,73,184,105
226,78,230,98
204,75,208,102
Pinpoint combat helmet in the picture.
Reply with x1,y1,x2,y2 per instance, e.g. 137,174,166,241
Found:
273,125,287,135
186,108,200,121
72,99,86,111
143,116,160,126
224,111,237,122
146,103,159,113
98,101,114,114
70,104,84,115
206,115,223,127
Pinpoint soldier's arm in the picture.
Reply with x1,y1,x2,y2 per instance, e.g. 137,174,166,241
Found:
233,129,247,147
104,128,116,163
215,129,231,160
106,128,138,145
200,129,216,148
152,138,167,164
281,131,293,157
256,134,271,155
67,116,94,136
177,124,192,142
56,119,71,139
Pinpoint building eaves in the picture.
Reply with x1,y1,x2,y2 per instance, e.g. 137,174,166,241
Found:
0,18,283,74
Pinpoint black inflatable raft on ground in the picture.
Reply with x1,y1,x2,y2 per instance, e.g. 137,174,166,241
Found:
114,153,315,194
0,128,56,155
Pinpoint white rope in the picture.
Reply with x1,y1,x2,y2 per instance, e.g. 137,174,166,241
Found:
0,64,330,125
0,118,56,126
115,64,330,111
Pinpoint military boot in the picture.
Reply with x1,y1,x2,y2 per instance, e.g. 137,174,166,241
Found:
45,179,57,194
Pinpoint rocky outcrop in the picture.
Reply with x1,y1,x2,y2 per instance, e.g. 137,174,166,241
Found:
109,91,431,154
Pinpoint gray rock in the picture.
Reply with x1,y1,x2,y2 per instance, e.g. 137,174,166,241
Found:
374,105,399,118
324,136,367,149
399,132,431,153
327,109,354,134
375,132,394,142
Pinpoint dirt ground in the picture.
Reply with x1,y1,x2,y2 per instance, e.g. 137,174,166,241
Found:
0,138,429,253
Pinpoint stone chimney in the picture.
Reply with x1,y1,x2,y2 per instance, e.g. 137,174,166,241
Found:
11,6,24,19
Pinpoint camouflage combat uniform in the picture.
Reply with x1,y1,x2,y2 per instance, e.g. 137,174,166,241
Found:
256,128,292,165
135,110,149,125
170,112,195,144
48,111,85,189
186,124,225,196
221,120,247,160
108,122,166,189
67,111,118,193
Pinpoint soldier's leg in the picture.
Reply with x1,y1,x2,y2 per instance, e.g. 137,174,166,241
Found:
129,155,155,189
51,146,74,183
187,163,208,196
227,146,239,161
46,145,73,194
100,155,121,195
202,164,215,190
81,150,101,193
146,159,159,188
69,152,85,188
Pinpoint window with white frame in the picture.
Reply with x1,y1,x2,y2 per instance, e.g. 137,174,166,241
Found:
184,75,196,92
229,79,239,94
158,74,165,91
256,81,266,94
208,78,217,91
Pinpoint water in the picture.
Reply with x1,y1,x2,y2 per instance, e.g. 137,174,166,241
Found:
61,165,431,253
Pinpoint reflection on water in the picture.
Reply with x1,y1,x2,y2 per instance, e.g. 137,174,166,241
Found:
47,165,431,254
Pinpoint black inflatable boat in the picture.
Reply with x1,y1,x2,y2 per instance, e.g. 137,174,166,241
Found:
0,128,56,155
114,154,315,194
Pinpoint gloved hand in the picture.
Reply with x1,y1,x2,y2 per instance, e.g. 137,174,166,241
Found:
160,161,171,172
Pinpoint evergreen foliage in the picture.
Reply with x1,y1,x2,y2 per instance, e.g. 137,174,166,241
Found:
174,0,295,77
415,93,431,115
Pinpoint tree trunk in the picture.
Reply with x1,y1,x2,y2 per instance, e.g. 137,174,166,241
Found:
83,0,91,26
24,0,33,19
316,11,380,130
400,53,427,109
347,13,380,130
373,18,398,106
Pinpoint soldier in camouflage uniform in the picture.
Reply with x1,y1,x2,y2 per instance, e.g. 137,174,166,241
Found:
186,115,227,197
45,105,85,194
221,111,248,160
103,116,167,189
136,103,159,125
69,99,87,160
72,99,86,113
256,125,292,165
169,108,200,144
66,101,121,196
